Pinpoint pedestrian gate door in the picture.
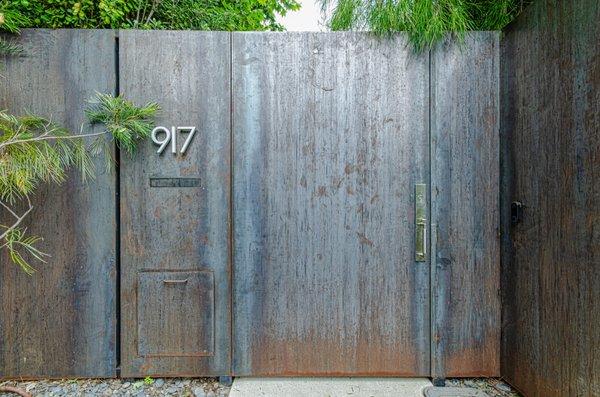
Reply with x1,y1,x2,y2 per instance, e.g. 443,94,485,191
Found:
231,33,430,376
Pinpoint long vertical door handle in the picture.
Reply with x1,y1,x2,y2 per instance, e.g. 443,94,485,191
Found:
415,183,427,262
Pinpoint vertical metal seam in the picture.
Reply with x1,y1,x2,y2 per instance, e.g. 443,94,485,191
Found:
495,32,503,376
228,31,234,377
114,29,122,375
428,44,436,379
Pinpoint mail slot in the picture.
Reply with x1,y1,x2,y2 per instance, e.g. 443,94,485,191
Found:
149,177,201,188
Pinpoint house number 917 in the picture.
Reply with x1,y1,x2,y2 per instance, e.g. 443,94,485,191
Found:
151,126,197,155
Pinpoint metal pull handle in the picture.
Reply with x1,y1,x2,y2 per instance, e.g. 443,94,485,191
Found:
163,278,189,284
415,184,427,262
416,220,427,261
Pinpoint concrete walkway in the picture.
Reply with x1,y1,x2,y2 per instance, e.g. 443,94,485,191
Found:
229,377,432,397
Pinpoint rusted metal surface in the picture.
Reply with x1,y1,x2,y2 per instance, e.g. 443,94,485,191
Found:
431,33,501,378
232,32,431,376
0,30,507,379
501,0,600,396
0,29,117,378
119,30,231,377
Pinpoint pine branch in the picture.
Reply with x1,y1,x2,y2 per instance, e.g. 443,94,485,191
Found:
0,196,44,275
0,93,158,273
0,38,23,56
0,195,32,241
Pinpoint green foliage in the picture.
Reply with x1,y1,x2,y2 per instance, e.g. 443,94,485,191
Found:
5,0,300,31
0,112,92,273
0,1,27,56
324,0,528,50
0,94,158,273
85,93,159,156
0,39,24,56
0,1,29,33
3,226,47,275
132,0,300,31
0,112,92,204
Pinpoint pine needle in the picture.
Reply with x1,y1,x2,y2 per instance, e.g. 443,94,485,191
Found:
326,0,528,51
85,93,160,157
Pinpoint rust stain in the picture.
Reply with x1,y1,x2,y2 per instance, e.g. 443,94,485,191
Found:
140,360,152,373
316,186,328,197
251,331,420,376
332,177,343,190
503,358,570,397
346,186,354,195
370,194,379,204
344,163,354,174
180,165,199,175
356,232,374,247
199,234,211,246
441,332,499,377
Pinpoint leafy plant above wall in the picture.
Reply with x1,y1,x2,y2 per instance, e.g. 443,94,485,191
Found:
0,1,27,56
0,94,159,274
0,1,28,33
322,0,530,50
0,0,530,51
2,0,300,31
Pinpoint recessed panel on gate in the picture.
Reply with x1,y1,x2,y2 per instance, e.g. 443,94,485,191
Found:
119,31,231,377
232,32,430,376
137,271,214,357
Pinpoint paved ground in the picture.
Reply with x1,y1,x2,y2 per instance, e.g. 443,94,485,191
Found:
229,377,431,397
0,377,521,397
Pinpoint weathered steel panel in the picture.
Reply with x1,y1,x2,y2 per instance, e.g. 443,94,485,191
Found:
431,33,501,377
232,32,430,376
137,270,215,357
501,1,600,395
119,31,231,377
0,29,117,378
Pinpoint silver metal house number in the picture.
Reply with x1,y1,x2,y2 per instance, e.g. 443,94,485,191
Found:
151,126,197,155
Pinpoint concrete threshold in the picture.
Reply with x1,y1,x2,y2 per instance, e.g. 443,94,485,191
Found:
229,377,432,397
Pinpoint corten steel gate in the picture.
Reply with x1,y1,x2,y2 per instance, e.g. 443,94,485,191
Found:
1,29,499,379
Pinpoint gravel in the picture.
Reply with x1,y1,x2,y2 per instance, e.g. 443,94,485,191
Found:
447,378,522,397
0,378,229,397
0,377,521,397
